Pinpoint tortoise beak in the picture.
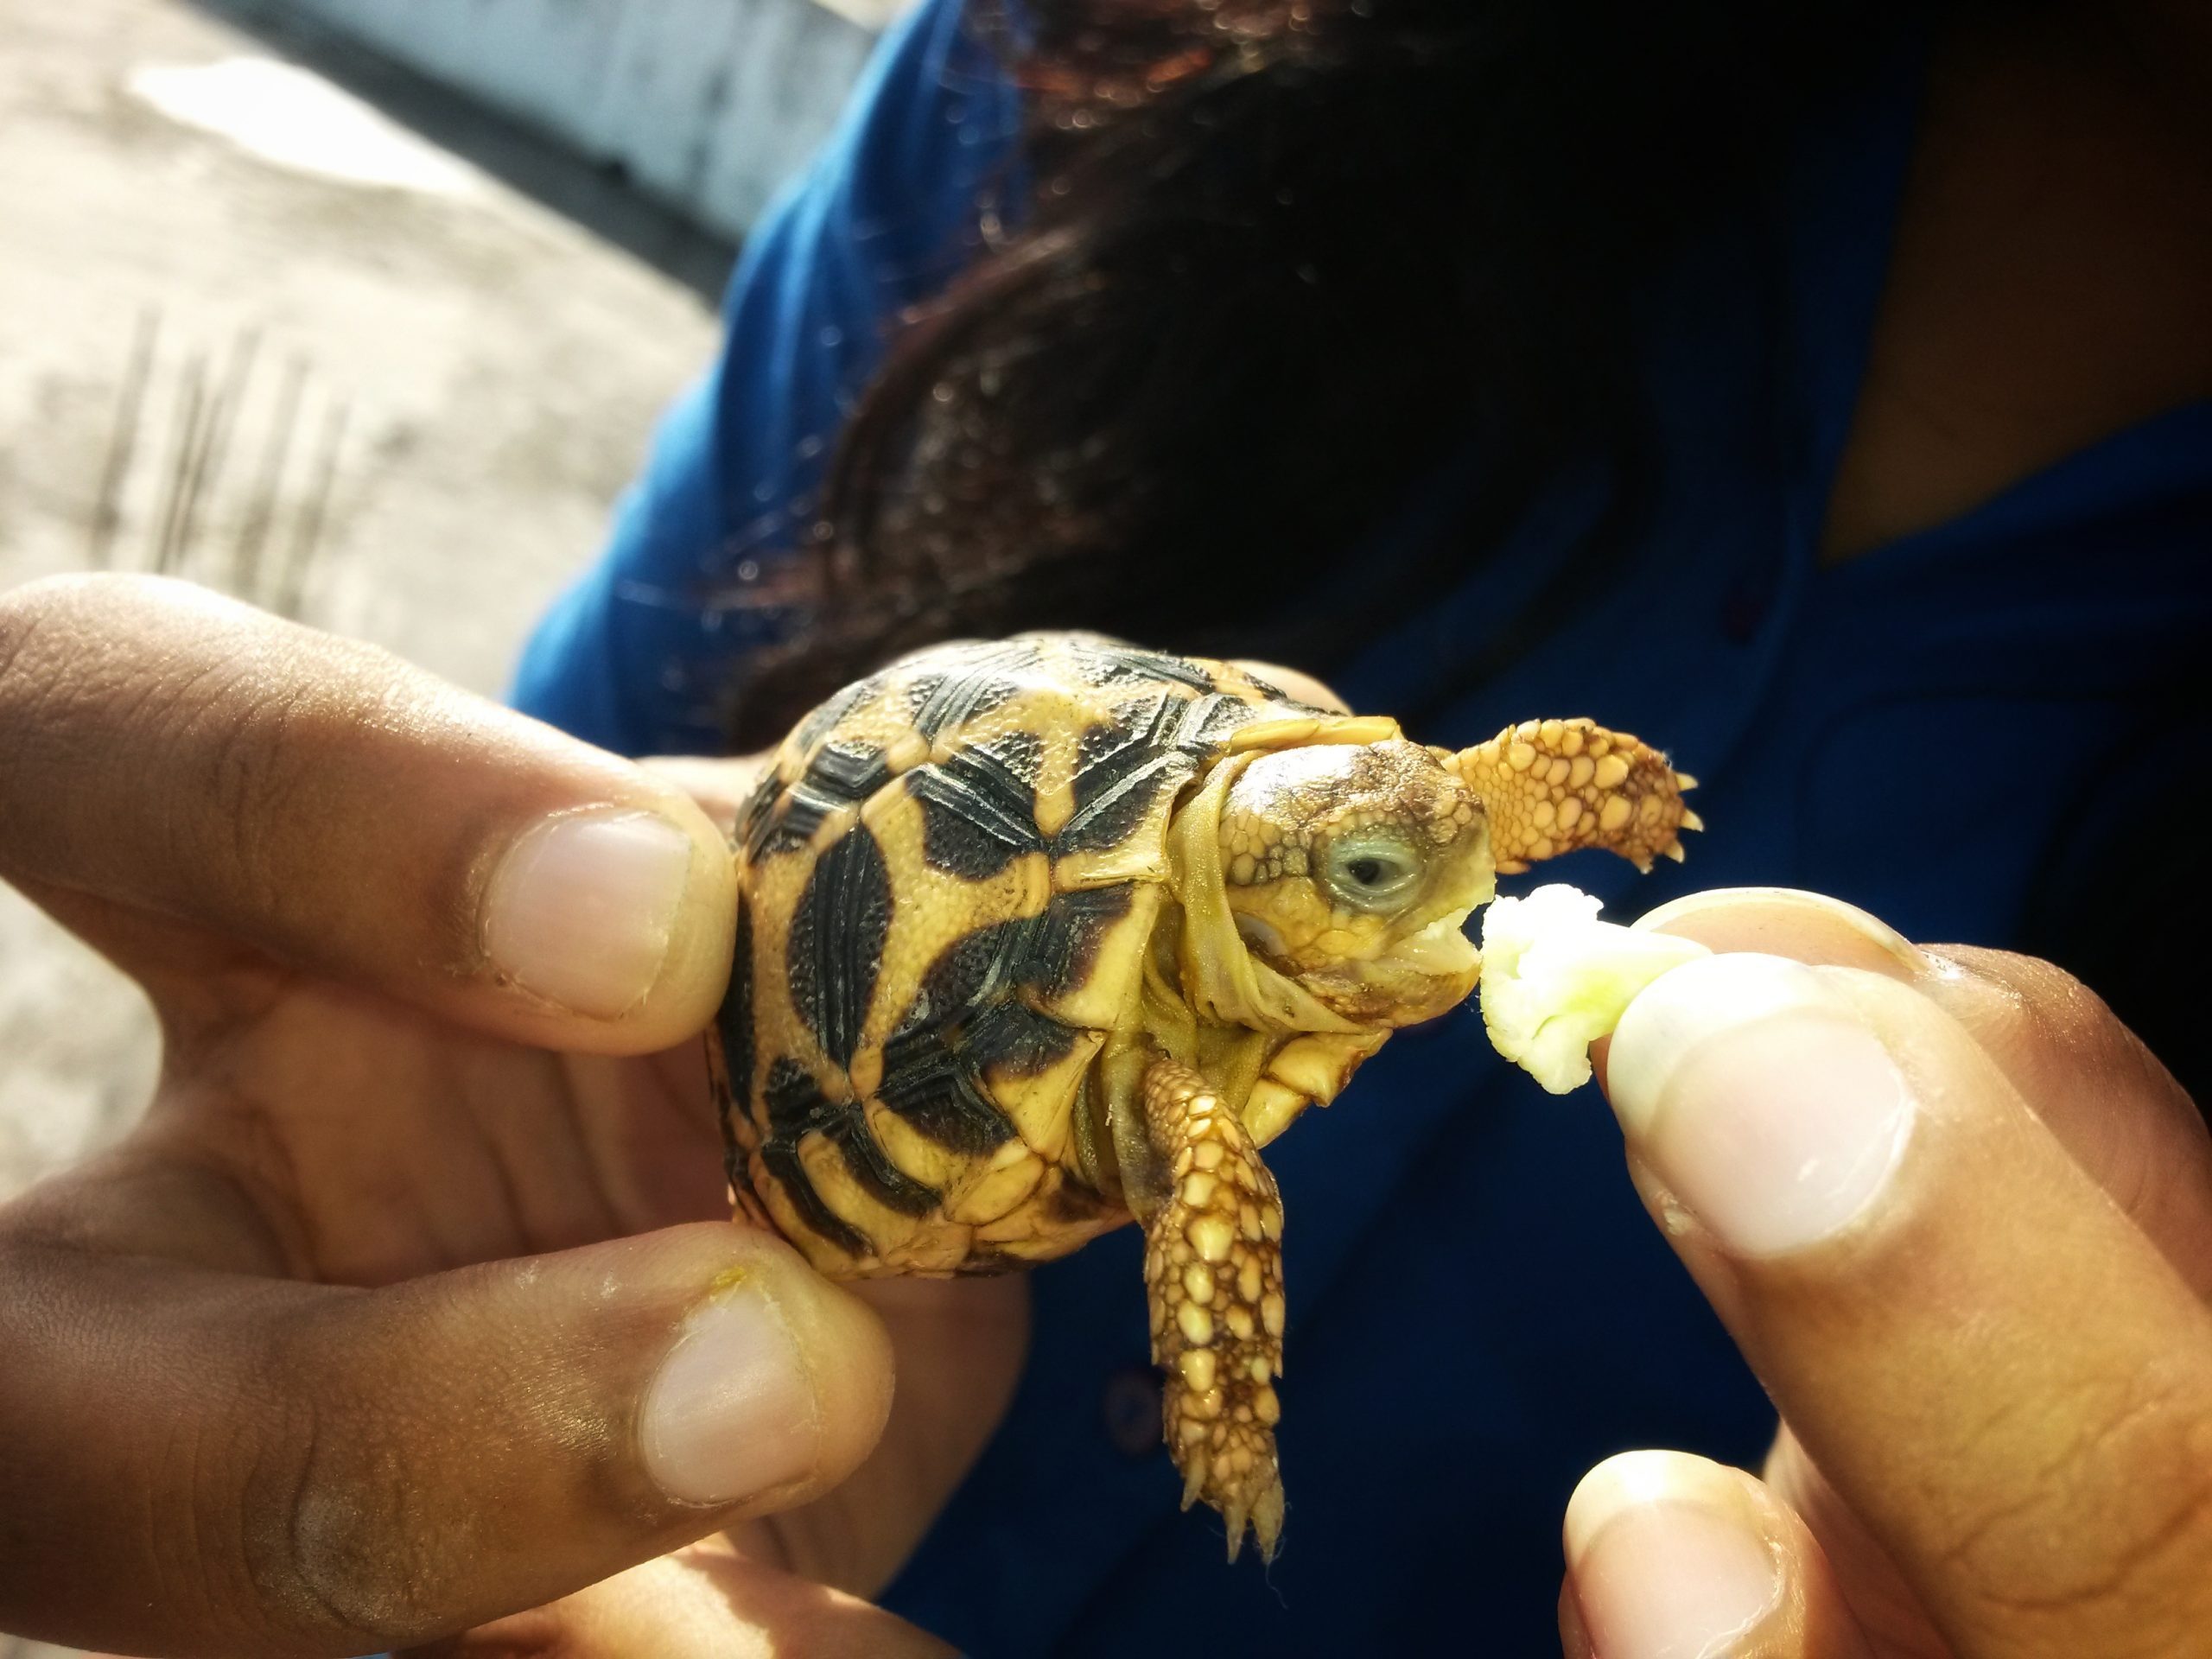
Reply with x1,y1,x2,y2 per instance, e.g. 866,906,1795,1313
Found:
1382,907,1479,978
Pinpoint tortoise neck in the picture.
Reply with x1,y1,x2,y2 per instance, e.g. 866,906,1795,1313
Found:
1166,758,1363,1039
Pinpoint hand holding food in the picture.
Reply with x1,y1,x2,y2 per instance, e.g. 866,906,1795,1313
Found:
0,577,923,1656
1548,890,2212,1658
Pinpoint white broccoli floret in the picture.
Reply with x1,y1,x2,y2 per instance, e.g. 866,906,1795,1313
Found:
1478,884,1712,1093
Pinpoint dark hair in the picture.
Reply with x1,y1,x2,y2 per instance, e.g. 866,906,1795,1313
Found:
729,0,1946,749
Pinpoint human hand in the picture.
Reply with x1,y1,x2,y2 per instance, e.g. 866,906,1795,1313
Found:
1560,888,2212,1657
0,576,942,1656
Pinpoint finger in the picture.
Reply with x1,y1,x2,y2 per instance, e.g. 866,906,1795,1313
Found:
639,753,776,838
1230,658,1351,713
1627,889,2212,1293
1760,1427,1952,1657
1612,892,2212,1646
1560,1576,1597,1659
735,1274,1032,1597
0,575,734,1052
1561,1450,1874,1659
412,1536,957,1659
1918,944,2212,1293
1630,887,1929,980
0,1222,893,1657
1604,953,2212,1655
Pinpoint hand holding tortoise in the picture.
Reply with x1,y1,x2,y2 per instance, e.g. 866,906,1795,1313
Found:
0,576,951,1656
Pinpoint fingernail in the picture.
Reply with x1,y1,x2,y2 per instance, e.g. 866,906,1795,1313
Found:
1609,953,1914,1255
484,810,695,1018
641,1281,819,1505
1634,887,1927,979
1565,1458,1782,1659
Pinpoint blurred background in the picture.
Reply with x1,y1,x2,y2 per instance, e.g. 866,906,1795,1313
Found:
0,0,901,1561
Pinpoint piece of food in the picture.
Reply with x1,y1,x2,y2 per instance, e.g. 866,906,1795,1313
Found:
708,636,1698,1560
1478,885,1713,1093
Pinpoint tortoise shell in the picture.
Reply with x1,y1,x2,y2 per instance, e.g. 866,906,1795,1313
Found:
709,632,1395,1277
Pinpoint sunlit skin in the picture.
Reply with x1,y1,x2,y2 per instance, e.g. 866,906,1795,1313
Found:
2,0,2209,1634
0,579,969,1656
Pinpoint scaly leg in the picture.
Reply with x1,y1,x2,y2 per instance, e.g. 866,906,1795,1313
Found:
1451,717,1701,874
1136,1056,1287,1561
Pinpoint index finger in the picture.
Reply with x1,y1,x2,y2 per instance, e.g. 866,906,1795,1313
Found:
0,575,734,1052
1602,951,2212,1655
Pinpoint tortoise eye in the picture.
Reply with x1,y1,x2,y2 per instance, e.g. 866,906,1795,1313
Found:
1321,835,1422,912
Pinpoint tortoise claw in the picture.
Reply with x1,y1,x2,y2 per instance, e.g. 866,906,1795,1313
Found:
1216,1466,1286,1563
1252,1478,1286,1562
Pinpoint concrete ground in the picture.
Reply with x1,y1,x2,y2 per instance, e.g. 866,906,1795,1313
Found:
0,6,736,1634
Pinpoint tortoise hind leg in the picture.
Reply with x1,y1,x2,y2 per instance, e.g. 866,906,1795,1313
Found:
1134,1056,1287,1561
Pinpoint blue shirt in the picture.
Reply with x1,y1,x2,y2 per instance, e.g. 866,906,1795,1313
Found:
513,1,2212,1649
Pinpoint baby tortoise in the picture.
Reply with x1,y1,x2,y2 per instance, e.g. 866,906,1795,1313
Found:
709,632,1698,1560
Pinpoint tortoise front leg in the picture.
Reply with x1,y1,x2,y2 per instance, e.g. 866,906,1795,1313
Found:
1450,718,1702,874
1135,1056,1287,1561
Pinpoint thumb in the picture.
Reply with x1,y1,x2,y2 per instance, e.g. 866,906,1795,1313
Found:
0,1223,893,1658
1627,887,2212,1291
413,1536,958,1659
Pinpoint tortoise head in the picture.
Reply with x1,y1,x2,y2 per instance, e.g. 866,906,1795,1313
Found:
1213,739,1495,1027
